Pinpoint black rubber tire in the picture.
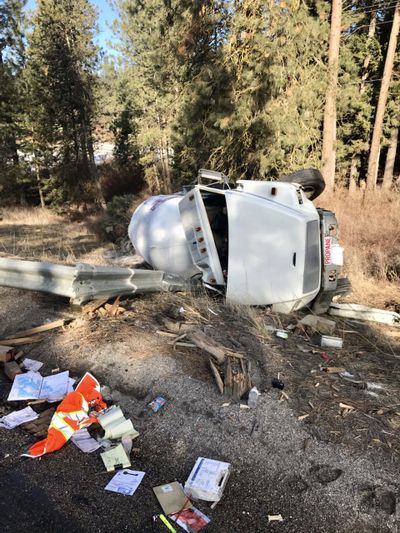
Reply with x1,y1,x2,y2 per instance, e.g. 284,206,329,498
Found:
279,168,325,200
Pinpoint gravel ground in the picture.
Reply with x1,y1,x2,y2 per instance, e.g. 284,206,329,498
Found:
1,286,399,533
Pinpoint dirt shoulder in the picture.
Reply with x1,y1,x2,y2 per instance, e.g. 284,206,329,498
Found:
0,211,400,532
1,285,400,533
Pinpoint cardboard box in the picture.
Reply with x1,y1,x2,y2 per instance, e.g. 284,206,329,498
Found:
184,457,231,504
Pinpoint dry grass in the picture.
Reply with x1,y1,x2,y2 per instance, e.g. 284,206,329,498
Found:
0,206,110,264
317,188,400,309
0,206,62,226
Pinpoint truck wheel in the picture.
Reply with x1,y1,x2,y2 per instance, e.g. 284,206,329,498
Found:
279,168,325,200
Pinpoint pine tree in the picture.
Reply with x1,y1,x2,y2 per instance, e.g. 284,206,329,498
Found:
367,0,400,189
116,0,186,193
321,0,342,191
0,0,28,203
25,0,105,207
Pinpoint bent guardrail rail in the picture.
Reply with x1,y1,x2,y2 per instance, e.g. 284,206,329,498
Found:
0,257,187,304
329,303,400,327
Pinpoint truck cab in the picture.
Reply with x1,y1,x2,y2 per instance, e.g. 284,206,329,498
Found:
128,169,348,313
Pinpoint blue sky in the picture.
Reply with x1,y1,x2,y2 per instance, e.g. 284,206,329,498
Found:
25,0,119,53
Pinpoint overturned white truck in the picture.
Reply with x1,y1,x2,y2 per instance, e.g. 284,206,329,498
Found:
128,169,350,314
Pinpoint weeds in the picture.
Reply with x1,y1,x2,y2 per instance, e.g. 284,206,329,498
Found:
317,188,400,308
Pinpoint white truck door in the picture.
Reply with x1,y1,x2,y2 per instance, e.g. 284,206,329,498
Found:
225,190,321,307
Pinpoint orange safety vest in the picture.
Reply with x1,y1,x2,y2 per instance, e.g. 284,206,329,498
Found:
23,391,99,458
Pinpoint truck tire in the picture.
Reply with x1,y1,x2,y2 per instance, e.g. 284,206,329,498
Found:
279,168,325,200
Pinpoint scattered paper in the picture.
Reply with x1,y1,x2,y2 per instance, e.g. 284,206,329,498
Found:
101,443,131,472
71,429,102,453
105,469,145,496
0,406,39,429
22,358,43,372
171,507,210,532
153,482,192,516
67,378,76,394
98,405,139,440
7,371,70,402
40,371,70,401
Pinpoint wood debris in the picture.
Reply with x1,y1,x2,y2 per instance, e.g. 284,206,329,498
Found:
4,319,69,339
298,414,310,421
279,391,289,402
0,336,44,346
4,361,22,380
0,345,16,363
21,408,55,439
339,402,355,417
323,367,346,374
268,514,283,522
82,297,126,318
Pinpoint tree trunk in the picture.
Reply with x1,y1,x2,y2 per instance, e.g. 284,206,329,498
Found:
321,0,342,192
36,166,45,208
382,126,399,189
366,1,400,190
83,117,107,210
349,155,359,195
348,8,377,192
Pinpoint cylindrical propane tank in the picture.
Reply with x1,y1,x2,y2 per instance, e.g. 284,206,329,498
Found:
128,195,199,278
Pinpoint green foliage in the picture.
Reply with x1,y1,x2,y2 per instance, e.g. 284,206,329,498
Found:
0,0,30,202
25,0,103,206
99,194,135,242
2,0,400,207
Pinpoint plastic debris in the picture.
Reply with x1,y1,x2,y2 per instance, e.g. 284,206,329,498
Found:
275,329,289,339
248,386,260,408
319,335,343,349
104,469,145,496
171,507,210,532
159,514,177,533
268,514,283,522
121,436,133,455
271,378,285,390
148,396,166,413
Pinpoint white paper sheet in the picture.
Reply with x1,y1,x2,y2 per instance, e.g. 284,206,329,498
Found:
7,372,42,401
67,377,76,394
104,469,145,496
0,406,39,429
39,371,70,401
22,358,44,372
7,371,70,402
71,428,102,453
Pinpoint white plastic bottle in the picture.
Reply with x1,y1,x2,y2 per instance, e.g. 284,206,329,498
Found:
248,387,260,408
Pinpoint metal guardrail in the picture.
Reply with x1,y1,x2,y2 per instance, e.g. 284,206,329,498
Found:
0,257,187,304
329,303,400,327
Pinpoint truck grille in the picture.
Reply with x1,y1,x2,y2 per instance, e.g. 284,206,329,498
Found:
303,220,321,293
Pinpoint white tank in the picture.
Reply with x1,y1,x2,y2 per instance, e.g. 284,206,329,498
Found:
128,195,199,277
